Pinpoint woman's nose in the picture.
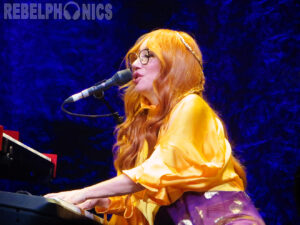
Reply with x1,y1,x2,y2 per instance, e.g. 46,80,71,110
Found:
132,58,142,71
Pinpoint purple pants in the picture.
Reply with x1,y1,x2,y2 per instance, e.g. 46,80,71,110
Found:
155,191,265,225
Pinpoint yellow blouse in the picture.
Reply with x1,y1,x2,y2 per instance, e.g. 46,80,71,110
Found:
95,94,244,225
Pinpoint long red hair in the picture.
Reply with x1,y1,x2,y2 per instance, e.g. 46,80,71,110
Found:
113,29,247,188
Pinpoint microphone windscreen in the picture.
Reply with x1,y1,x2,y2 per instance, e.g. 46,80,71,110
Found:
115,69,132,85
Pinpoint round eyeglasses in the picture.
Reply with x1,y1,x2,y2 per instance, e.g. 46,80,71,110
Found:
127,49,153,72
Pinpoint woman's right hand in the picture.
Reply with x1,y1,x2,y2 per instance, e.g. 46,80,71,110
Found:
45,190,110,211
44,189,86,205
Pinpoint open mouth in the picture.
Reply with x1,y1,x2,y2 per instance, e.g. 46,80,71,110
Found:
133,72,142,84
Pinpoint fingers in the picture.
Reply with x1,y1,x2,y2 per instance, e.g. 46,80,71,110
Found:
44,191,71,202
76,199,99,210
44,192,60,198
45,193,108,211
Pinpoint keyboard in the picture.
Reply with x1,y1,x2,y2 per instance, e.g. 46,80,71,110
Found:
0,191,104,225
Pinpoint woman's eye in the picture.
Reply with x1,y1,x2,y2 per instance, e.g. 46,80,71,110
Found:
145,54,153,58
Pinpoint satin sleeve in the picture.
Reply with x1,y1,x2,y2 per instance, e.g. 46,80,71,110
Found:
95,195,128,215
123,94,232,205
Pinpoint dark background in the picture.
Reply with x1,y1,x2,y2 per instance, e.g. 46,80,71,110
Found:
0,0,299,224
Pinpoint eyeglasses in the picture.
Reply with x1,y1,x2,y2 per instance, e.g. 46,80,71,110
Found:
127,48,154,72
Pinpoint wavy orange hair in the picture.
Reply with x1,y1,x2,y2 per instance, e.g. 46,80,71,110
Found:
113,29,247,188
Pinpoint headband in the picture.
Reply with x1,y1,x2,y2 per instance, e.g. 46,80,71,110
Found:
176,32,203,68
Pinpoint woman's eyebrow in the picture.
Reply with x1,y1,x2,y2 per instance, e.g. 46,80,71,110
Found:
139,48,149,51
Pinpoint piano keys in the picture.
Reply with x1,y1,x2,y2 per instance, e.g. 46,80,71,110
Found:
0,190,104,225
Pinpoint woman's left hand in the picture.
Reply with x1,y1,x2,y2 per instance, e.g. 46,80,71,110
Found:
76,197,110,210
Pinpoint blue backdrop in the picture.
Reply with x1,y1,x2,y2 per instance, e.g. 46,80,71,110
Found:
0,0,299,224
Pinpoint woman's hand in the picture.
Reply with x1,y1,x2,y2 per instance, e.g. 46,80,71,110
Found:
76,198,110,210
44,174,144,209
45,190,110,211
44,189,87,205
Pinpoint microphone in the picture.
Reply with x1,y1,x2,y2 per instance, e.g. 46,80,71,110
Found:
64,69,132,103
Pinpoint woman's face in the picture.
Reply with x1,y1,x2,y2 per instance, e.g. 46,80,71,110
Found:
131,40,161,103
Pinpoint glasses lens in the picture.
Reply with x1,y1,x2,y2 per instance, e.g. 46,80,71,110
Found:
128,53,137,70
139,49,149,64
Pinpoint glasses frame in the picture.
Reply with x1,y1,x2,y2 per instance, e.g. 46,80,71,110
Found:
127,48,153,72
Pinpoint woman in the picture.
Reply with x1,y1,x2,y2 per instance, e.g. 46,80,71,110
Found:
45,29,265,225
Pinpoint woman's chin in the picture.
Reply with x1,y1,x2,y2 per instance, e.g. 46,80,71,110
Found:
134,84,146,93
134,86,153,96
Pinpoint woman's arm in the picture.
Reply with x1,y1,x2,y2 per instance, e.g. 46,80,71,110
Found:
84,174,144,199
44,174,144,208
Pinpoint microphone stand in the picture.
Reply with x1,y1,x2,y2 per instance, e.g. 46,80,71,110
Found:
61,79,125,124
93,90,124,125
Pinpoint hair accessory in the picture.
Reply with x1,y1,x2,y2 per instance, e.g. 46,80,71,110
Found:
175,32,203,68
